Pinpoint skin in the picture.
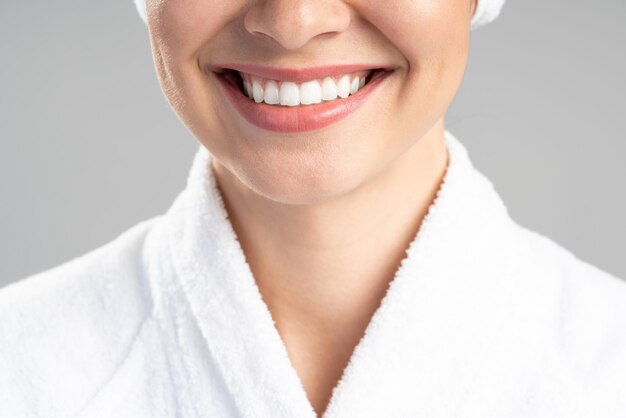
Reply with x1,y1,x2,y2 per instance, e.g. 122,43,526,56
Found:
147,0,478,415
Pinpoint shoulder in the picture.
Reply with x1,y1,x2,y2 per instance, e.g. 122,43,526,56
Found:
512,222,626,317
0,216,163,417
511,223,626,406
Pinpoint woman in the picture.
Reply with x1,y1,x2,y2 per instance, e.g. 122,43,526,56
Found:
1,0,625,417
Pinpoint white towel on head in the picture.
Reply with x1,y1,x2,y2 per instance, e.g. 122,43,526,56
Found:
471,0,506,30
132,0,505,30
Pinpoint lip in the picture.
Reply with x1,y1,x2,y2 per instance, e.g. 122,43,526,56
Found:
211,67,394,133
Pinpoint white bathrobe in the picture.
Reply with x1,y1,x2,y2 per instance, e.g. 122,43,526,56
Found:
1,130,625,418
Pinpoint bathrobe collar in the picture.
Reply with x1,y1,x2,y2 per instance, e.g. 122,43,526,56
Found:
159,130,524,417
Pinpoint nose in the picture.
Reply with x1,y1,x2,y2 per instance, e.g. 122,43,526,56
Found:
243,0,351,50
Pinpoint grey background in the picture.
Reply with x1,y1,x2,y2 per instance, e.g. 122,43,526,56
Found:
1,0,624,288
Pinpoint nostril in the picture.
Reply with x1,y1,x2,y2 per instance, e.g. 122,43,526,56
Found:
242,1,352,51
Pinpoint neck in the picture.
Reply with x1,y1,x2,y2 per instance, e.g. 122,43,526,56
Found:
211,119,448,332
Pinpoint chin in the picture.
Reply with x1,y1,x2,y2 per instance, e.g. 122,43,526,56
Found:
234,157,366,206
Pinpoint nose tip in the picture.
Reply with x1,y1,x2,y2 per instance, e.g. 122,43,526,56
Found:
243,0,351,50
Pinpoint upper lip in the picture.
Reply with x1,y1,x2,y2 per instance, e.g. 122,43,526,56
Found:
211,63,393,83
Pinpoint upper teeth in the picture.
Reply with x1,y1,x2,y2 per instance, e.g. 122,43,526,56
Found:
239,71,371,106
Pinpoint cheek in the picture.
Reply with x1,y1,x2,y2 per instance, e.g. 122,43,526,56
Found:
147,0,246,61
358,0,470,65
362,0,470,120
354,1,470,157
146,0,247,129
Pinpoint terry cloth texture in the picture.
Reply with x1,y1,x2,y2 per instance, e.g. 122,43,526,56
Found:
132,0,506,31
2,130,626,417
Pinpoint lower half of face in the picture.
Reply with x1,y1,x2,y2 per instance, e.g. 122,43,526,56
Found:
148,0,473,205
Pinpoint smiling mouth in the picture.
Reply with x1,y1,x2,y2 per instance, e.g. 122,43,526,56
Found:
212,65,394,132
217,68,385,107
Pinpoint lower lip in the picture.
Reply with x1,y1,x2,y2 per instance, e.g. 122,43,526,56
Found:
213,70,392,133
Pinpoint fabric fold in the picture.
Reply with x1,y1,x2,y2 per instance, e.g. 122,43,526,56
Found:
146,130,556,416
